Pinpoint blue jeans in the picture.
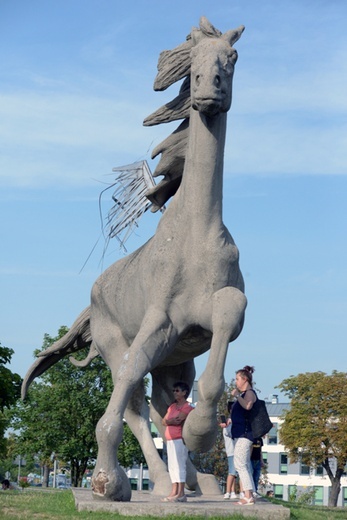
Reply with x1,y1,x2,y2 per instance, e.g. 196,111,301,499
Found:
251,459,261,491
227,455,237,476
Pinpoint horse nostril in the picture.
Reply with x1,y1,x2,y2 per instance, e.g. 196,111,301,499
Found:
195,74,201,87
215,75,221,88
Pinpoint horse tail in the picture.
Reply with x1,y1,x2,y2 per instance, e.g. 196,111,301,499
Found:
21,306,93,399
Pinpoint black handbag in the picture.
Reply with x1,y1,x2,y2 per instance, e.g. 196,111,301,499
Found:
246,398,273,438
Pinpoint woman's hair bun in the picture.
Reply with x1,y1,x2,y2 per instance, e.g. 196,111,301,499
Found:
243,365,255,374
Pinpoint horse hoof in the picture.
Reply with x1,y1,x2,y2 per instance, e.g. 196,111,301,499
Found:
92,469,132,501
150,473,172,496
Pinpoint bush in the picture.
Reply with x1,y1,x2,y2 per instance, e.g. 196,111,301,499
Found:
18,477,31,490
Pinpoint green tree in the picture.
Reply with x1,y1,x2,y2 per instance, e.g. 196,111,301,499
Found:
11,327,148,486
0,343,22,411
277,371,347,507
0,433,19,482
0,343,22,462
118,423,146,469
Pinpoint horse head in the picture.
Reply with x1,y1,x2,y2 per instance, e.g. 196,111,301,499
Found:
190,24,244,116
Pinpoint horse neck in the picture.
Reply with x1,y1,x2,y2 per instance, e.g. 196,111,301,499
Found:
175,108,227,229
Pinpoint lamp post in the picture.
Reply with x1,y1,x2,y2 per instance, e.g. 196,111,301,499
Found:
17,455,21,484
50,452,57,488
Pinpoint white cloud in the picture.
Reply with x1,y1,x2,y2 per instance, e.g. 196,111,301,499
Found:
0,88,167,187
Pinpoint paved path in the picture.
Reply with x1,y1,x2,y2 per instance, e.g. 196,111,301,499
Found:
72,488,290,519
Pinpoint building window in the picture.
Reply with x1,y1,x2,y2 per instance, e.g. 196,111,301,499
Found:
300,461,310,475
280,453,288,474
314,486,323,506
316,464,324,476
343,487,347,507
288,484,297,502
268,423,278,444
262,452,268,465
274,484,283,499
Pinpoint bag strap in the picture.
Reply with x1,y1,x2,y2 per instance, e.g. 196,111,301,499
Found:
243,389,257,433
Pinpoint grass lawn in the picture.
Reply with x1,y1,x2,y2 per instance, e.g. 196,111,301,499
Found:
1,489,347,520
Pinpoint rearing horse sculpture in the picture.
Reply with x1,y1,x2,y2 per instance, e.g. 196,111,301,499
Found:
22,18,246,501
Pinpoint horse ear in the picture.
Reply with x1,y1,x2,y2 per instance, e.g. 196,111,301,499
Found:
222,25,245,47
191,26,204,46
199,16,222,38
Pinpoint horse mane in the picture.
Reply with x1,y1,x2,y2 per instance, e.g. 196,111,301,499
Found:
143,17,223,212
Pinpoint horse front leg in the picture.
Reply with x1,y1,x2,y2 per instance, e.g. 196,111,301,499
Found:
183,286,247,453
91,306,178,501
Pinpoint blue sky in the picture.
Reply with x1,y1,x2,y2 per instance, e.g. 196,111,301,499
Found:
1,1,346,401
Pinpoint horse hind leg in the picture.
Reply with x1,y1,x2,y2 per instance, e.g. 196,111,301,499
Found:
91,325,132,501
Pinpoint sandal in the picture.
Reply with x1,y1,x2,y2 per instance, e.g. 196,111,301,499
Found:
236,497,255,506
161,496,177,502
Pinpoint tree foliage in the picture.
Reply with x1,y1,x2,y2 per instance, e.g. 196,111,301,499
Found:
0,343,22,459
277,371,347,507
0,344,22,411
10,327,149,487
0,433,19,482
118,423,146,469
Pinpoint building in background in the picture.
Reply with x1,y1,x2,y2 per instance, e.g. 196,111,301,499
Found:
264,395,347,507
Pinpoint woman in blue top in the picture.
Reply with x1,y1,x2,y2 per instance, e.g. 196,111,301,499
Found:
231,365,257,505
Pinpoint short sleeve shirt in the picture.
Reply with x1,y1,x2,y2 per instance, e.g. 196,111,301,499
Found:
165,402,194,441
231,389,256,441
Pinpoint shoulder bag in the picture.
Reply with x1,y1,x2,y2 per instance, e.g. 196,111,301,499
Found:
246,397,273,439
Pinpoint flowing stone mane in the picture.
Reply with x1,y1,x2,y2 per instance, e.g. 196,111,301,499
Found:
143,16,236,212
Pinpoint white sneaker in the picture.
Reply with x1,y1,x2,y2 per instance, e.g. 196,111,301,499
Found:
239,492,245,499
253,492,261,499
230,492,238,500
223,492,230,499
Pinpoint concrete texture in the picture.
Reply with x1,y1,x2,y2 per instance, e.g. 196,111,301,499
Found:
72,488,290,519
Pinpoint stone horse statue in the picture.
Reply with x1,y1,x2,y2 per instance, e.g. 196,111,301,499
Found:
22,17,247,501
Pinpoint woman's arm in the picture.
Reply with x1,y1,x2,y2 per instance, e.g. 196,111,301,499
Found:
163,403,193,425
162,409,183,426
162,411,169,426
177,411,188,422
231,388,256,410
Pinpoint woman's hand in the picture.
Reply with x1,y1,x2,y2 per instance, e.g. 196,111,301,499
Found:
164,416,184,426
162,409,189,426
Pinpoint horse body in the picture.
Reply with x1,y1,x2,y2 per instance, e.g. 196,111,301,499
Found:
22,18,246,502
